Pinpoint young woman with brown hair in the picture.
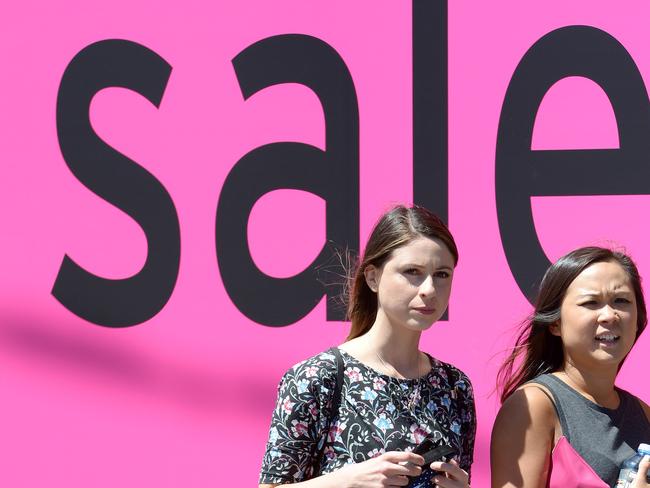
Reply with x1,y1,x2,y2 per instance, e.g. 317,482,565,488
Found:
259,205,476,487
491,247,650,488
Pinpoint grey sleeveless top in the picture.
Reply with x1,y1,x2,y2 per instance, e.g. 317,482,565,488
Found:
531,374,650,487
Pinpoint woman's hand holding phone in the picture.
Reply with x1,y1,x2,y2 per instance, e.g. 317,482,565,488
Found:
405,439,468,488
333,451,425,487
428,459,470,488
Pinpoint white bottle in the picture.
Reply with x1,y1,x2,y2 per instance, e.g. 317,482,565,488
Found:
616,443,650,488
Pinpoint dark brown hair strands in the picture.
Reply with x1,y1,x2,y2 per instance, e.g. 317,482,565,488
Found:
345,205,458,341
496,246,647,403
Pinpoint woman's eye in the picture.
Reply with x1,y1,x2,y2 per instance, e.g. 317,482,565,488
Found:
434,271,450,279
580,300,597,306
615,297,632,304
404,268,420,275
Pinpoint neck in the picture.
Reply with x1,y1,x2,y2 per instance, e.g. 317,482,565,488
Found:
557,360,619,407
362,312,422,373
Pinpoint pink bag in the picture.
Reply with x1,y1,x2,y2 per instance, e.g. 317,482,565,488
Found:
548,436,609,488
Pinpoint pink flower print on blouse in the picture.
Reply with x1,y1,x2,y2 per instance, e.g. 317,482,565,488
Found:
304,366,319,378
373,377,387,391
328,421,346,443
307,400,319,419
324,446,337,461
281,397,295,414
290,419,309,438
408,424,429,444
344,366,364,382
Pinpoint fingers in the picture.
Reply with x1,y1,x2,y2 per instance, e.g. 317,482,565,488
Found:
387,474,410,486
384,461,422,478
383,451,425,466
431,476,467,488
377,451,425,482
634,455,650,486
429,459,469,486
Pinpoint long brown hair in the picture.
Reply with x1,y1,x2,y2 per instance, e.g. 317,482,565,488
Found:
345,205,458,341
496,246,647,403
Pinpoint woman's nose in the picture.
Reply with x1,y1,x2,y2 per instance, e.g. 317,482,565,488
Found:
419,276,436,297
598,304,619,322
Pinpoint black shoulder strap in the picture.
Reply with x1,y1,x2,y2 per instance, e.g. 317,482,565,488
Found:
330,347,344,418
313,347,344,476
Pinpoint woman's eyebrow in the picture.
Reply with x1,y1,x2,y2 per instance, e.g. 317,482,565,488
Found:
612,284,633,291
576,288,632,297
575,291,600,298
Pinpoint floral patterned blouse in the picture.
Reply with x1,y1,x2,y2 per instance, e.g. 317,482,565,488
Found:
259,348,476,484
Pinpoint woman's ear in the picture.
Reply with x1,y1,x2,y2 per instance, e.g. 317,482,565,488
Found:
549,321,561,336
364,265,379,293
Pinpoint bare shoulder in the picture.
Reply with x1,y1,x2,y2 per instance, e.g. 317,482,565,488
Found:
491,385,557,488
338,338,369,361
494,384,556,430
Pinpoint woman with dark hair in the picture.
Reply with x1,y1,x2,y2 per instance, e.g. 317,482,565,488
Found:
259,205,475,488
491,247,650,488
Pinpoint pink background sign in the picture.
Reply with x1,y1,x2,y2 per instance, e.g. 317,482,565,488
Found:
2,1,650,486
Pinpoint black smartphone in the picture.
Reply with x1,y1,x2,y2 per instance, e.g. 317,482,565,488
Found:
406,438,456,488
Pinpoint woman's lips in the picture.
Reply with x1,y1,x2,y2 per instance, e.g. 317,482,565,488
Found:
413,307,436,315
594,333,621,347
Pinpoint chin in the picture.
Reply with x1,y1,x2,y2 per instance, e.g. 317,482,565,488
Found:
591,350,627,366
404,319,436,332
